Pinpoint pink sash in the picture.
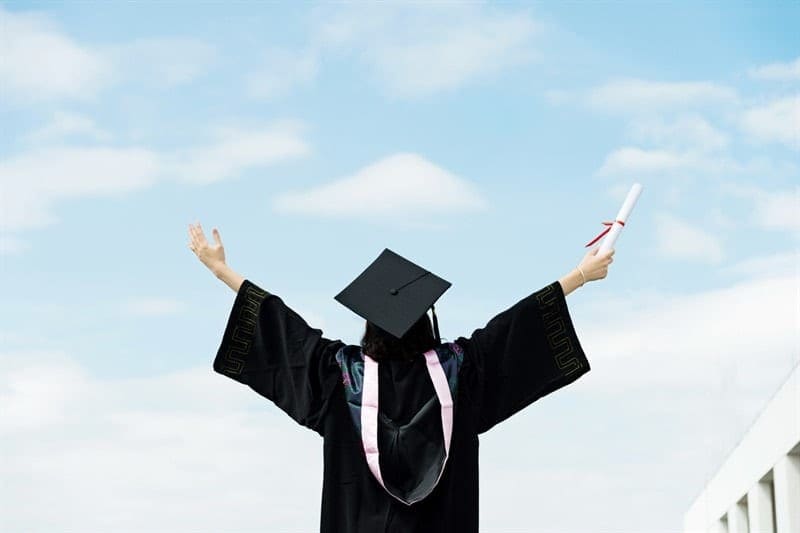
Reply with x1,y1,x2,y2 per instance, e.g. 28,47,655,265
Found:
360,349,454,505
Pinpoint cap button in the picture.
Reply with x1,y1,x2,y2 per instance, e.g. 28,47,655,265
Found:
389,288,399,295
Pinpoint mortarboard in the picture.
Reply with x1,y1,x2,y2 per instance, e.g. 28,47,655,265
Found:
334,248,451,342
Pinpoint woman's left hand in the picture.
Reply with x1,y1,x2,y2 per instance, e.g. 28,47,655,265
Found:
188,221,226,274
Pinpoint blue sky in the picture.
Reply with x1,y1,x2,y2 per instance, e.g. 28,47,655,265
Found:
1,1,798,531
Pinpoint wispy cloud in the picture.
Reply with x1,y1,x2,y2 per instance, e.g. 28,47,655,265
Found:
0,234,31,256
319,3,539,98
653,212,725,264
273,152,487,219
598,147,691,175
1,146,161,232
723,183,800,233
169,122,310,185
748,56,800,81
720,249,797,278
2,122,310,233
580,254,796,392
586,79,738,114
627,115,729,152
576,259,798,483
105,37,218,88
748,187,800,233
0,350,324,531
24,111,112,144
597,147,733,176
246,47,319,99
740,94,800,150
246,2,540,99
0,5,111,102
0,6,216,105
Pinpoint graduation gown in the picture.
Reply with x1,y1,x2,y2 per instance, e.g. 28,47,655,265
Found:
213,278,590,533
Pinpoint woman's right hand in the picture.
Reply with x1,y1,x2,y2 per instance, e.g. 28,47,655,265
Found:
188,221,227,275
578,246,615,282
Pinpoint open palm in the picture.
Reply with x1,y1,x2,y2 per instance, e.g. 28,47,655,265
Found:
188,222,226,271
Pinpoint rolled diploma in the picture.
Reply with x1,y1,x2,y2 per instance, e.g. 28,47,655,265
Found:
598,183,642,253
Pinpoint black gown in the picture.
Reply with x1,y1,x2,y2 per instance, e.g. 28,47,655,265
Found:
213,278,590,533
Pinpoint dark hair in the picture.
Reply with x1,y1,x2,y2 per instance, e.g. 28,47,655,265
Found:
361,313,437,361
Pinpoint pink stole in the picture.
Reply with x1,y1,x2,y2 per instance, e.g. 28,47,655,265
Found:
360,349,454,505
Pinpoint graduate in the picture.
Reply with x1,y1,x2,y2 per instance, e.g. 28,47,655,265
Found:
188,222,614,533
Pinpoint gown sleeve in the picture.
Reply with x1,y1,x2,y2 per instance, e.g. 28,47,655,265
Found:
454,280,590,434
212,278,345,435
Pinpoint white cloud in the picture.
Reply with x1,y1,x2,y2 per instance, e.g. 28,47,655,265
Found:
24,111,112,143
595,143,788,179
0,5,111,102
720,249,798,279
598,147,689,175
653,212,725,264
627,115,728,152
0,350,86,432
740,95,800,150
2,123,310,231
576,252,797,394
0,6,216,105
313,2,539,98
0,234,30,255
273,152,487,218
587,79,738,114
104,37,218,87
169,122,310,184
124,298,186,316
703,206,737,231
0,351,324,531
543,89,571,105
748,57,800,81
574,263,798,481
750,187,800,233
580,270,798,394
723,183,800,233
0,146,160,231
246,47,319,99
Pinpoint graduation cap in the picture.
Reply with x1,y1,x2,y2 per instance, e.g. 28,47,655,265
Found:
335,248,451,342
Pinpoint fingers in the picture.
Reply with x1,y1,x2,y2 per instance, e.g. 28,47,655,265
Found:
188,221,208,245
189,222,202,243
599,249,615,261
212,227,223,246
195,222,208,245
188,222,209,253
188,223,198,251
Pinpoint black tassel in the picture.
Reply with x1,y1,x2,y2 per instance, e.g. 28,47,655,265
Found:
431,304,441,345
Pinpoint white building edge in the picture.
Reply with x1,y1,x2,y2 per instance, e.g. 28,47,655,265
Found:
684,363,800,533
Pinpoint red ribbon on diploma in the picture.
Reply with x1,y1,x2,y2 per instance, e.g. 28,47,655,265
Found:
585,220,625,247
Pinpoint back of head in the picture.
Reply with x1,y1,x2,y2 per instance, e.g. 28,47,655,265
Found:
361,313,436,362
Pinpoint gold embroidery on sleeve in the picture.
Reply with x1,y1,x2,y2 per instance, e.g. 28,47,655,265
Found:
219,283,268,376
533,284,584,376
